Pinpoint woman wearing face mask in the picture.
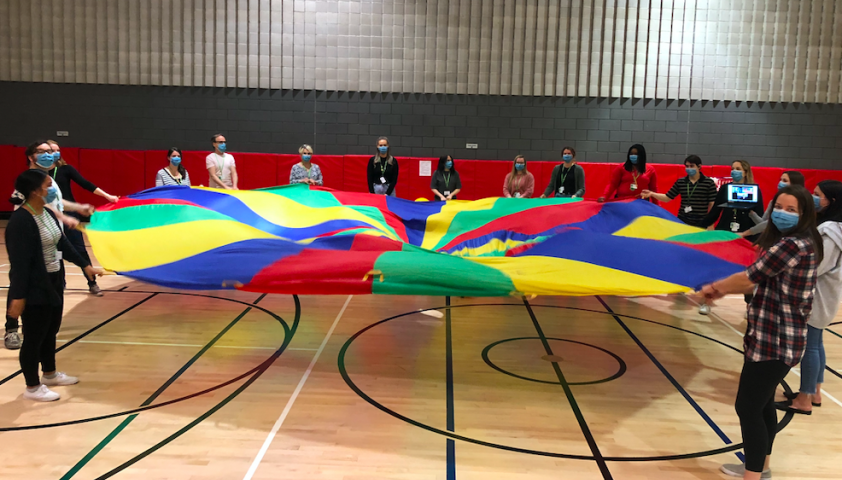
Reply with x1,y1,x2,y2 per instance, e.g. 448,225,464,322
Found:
541,147,585,198
206,133,238,190
701,160,765,235
289,144,323,186
367,136,399,196
775,180,842,416
698,185,820,480
46,140,117,297
503,155,535,198
6,169,103,401
598,144,657,203
743,171,804,238
431,155,462,201
155,148,191,186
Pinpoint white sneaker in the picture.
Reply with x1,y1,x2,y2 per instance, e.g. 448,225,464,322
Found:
23,385,60,402
699,304,711,315
41,372,79,386
720,463,771,478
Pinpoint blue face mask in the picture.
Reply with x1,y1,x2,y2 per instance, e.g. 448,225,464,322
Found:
378,146,389,154
35,152,55,168
562,154,573,162
686,167,697,176
731,170,743,182
53,151,61,161
170,156,182,166
629,155,639,164
302,154,312,162
217,143,227,153
814,195,823,211
515,163,525,171
771,209,800,232
445,161,453,169
778,181,788,190
45,185,58,203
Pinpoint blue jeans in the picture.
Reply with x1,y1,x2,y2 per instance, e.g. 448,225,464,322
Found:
799,325,825,394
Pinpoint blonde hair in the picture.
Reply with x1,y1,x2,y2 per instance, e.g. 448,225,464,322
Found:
298,144,313,155
46,139,67,167
507,155,527,194
733,159,754,184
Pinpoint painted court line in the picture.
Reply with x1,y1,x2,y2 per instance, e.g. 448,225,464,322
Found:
684,296,842,409
242,294,353,480
53,339,307,351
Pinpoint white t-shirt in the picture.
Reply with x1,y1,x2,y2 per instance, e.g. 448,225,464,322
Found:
205,152,236,188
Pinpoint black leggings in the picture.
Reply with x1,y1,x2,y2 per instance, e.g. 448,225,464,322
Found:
20,272,65,387
735,359,791,473
64,218,96,286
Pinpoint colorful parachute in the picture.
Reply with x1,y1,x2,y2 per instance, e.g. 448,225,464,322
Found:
86,185,757,297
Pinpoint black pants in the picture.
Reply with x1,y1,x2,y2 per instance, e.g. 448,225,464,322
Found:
5,291,18,332
63,217,96,287
735,359,791,472
19,272,64,387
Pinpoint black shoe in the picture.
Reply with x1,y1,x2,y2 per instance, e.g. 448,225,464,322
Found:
783,390,821,407
775,400,812,415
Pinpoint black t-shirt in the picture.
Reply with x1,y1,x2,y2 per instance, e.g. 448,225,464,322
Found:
555,164,578,197
431,170,462,198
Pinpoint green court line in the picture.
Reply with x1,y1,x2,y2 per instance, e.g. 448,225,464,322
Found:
61,293,267,480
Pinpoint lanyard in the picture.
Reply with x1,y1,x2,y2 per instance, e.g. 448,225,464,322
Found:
51,168,57,179
559,165,571,186
379,162,387,176
686,177,700,199
444,172,451,188
631,170,640,185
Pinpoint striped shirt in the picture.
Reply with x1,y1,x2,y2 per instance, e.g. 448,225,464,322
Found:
31,209,63,273
665,174,718,226
156,168,191,186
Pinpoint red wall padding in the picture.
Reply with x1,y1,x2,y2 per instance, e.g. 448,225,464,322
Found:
3,145,842,215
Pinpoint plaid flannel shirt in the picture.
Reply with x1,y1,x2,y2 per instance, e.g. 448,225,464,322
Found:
745,236,818,366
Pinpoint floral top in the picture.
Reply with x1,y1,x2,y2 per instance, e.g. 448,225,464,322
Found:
290,163,323,186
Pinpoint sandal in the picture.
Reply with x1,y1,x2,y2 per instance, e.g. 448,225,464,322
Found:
783,391,821,407
775,400,812,415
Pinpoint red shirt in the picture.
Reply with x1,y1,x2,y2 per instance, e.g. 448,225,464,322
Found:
602,164,658,202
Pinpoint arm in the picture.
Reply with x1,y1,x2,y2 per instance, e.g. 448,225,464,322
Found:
431,173,445,200
68,165,116,201
61,200,95,216
541,166,558,198
385,160,398,195
367,159,376,193
290,165,301,185
744,203,771,236
230,162,238,190
699,271,757,300
503,173,512,197
155,171,164,187
5,215,36,305
313,165,323,186
644,179,679,203
184,171,191,187
704,238,801,300
524,173,534,198
207,165,228,189
600,166,623,202
448,173,462,199
816,230,840,277
573,166,585,197
647,167,659,205
699,187,725,229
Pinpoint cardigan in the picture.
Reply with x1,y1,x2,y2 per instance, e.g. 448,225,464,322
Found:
6,207,90,307
543,164,585,198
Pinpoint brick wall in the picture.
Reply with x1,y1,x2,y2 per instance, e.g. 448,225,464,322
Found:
1,81,840,170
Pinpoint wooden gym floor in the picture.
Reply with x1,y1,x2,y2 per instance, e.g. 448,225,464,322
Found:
0,223,840,480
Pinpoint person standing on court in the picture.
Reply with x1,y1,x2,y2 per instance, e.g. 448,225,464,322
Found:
431,155,462,201
641,155,717,226
155,148,192,186
698,185,820,480
46,140,117,297
6,169,103,401
598,144,657,203
367,136,399,196
289,144,324,186
775,180,842,416
540,147,585,198
700,160,764,235
503,155,534,198
743,171,804,238
206,133,238,190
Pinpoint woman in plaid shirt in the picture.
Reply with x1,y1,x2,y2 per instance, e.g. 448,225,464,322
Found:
699,185,822,480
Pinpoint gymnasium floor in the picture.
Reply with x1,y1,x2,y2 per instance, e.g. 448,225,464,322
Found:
0,224,840,480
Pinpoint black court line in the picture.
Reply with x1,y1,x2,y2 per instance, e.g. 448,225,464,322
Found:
522,298,613,479
90,295,301,480
596,296,745,462
445,296,456,480
0,293,158,388
61,293,267,479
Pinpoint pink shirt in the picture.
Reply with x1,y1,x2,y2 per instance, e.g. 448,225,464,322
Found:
503,172,535,198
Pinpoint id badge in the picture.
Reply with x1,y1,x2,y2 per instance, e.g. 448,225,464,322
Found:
730,222,740,232
514,192,521,198
443,191,451,197
684,206,693,213
55,251,63,261
558,186,565,194
380,176,387,184
630,183,638,191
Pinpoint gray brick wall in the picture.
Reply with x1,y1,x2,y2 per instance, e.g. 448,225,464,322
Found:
1,82,840,169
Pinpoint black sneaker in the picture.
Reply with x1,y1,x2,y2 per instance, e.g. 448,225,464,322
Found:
89,284,104,297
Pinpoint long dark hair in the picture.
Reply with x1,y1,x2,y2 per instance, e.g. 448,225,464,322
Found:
756,185,823,263
783,170,805,187
15,169,48,200
624,144,646,173
168,147,186,178
816,180,842,225
437,155,456,173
